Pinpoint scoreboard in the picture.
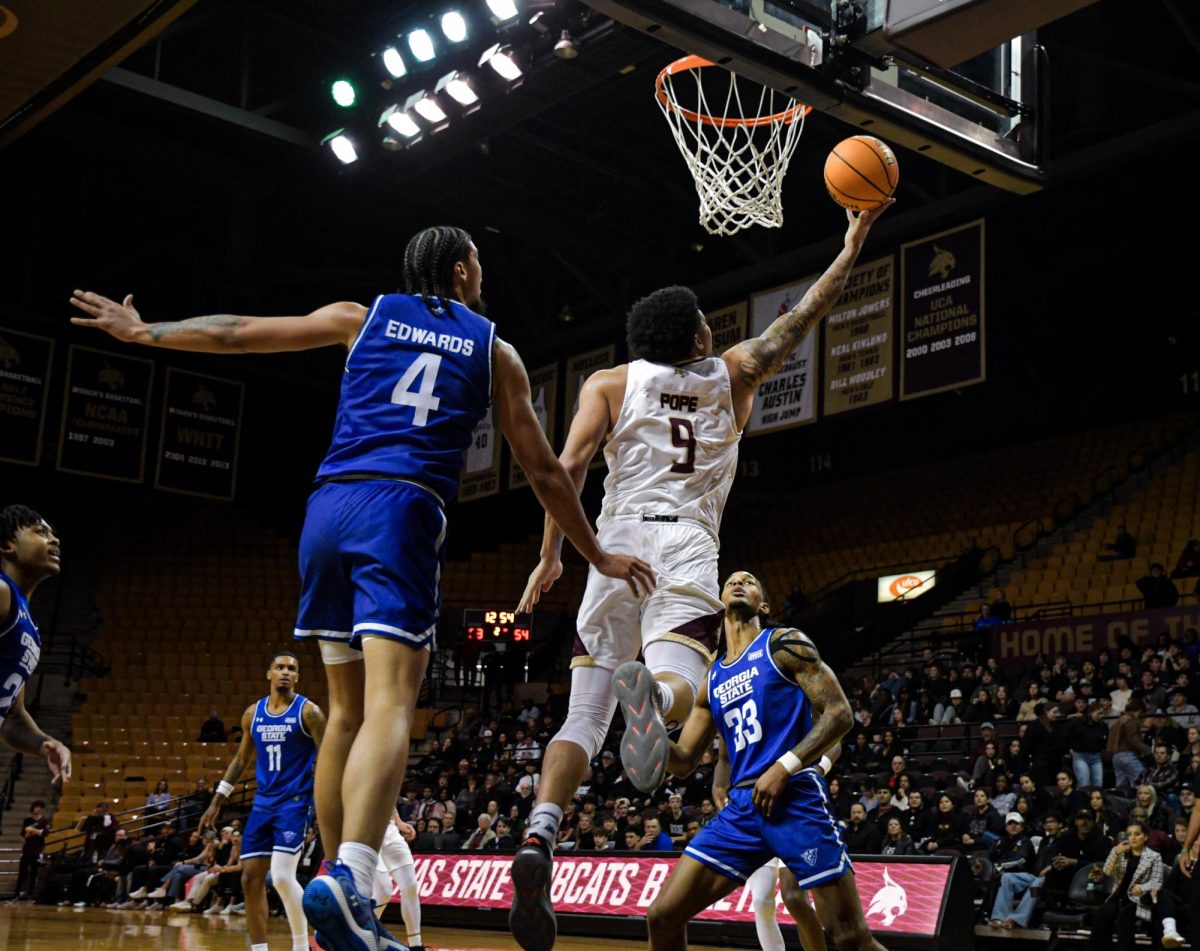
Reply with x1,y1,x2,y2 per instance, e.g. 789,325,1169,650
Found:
462,608,534,643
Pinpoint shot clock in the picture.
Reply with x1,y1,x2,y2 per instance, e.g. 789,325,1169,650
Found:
462,608,534,643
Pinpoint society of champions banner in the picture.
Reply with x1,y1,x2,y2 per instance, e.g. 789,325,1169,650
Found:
57,345,153,483
508,363,559,490
154,368,243,500
823,256,895,416
705,301,747,355
900,219,985,399
0,328,54,465
460,406,500,501
564,345,614,471
746,279,819,434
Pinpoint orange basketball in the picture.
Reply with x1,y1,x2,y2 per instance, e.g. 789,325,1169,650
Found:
823,135,899,212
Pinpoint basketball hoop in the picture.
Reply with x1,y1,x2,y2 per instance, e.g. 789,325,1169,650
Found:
656,55,809,236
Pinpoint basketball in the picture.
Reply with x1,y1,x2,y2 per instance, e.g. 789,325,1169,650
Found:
823,135,899,212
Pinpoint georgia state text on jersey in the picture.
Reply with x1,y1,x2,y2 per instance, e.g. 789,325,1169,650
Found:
600,357,740,538
252,695,316,808
317,294,495,504
0,571,41,722
708,627,813,787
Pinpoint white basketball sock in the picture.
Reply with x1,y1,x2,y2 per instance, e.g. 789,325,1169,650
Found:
526,803,563,848
338,842,380,898
653,681,675,717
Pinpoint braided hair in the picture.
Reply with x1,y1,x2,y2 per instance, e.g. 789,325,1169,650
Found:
402,226,475,317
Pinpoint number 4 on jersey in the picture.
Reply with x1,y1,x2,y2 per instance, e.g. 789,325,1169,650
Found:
391,352,443,425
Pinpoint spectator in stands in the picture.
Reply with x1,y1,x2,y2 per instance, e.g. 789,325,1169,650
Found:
1025,702,1066,787
1007,739,1031,779
880,816,915,856
1108,696,1151,788
1146,708,1187,753
1066,701,1108,789
992,774,1017,816
1041,811,1110,899
483,817,515,851
177,778,211,832
974,604,1001,632
963,788,1005,850
1089,790,1122,843
636,816,673,852
872,786,901,832
1013,794,1040,831
989,812,1065,929
991,688,1016,721
878,732,905,764
164,832,218,911
660,795,689,848
145,780,172,830
1137,563,1180,609
1171,540,1200,579
846,732,880,771
843,803,882,855
925,793,967,854
826,777,853,822
1086,820,1182,951
516,697,541,727
16,799,50,901
989,590,1013,623
1109,673,1133,716
939,688,967,725
1137,746,1180,800
990,813,1035,876
411,786,439,822
207,832,243,916
1017,683,1044,722
1050,770,1089,820
904,791,930,842
1100,525,1137,561
432,816,461,851
197,710,226,743
970,742,1005,789
78,802,120,860
1166,689,1199,729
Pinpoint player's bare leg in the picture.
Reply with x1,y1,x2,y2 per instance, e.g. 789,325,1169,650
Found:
811,871,888,951
315,656,365,855
780,867,828,951
240,857,271,947
646,855,743,951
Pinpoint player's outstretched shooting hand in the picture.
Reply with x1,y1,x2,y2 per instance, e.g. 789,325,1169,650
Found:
42,739,72,786
751,762,790,818
198,802,220,835
844,200,893,244
594,552,656,598
69,291,145,342
518,556,564,614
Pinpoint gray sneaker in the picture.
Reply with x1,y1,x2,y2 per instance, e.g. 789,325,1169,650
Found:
612,661,669,792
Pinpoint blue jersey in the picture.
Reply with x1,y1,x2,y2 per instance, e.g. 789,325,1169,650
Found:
0,571,41,723
316,293,495,504
708,627,813,788
252,694,316,809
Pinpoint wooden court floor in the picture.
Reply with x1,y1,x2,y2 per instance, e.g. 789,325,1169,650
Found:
0,905,729,950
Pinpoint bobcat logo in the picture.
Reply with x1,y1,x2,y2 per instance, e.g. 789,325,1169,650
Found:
928,245,956,280
98,362,125,391
866,868,907,926
193,384,217,412
0,336,18,369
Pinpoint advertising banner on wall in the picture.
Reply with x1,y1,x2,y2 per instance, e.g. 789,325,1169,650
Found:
57,345,153,483
0,327,54,466
154,368,243,500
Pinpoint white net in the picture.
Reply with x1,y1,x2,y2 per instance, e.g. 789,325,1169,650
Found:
656,57,807,236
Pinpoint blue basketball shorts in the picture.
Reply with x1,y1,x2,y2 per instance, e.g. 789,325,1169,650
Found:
241,796,311,859
684,770,851,888
294,479,447,652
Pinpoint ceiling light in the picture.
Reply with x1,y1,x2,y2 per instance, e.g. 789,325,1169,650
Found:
436,70,479,106
408,29,435,62
407,90,447,124
486,0,519,23
382,47,407,78
441,10,468,43
554,29,578,59
330,79,356,108
479,43,522,82
381,105,421,138
323,131,358,164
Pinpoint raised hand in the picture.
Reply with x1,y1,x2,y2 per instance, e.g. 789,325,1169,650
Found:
517,557,563,614
42,739,72,785
69,291,145,342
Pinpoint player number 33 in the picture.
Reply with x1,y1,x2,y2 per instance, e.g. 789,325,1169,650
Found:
724,699,763,752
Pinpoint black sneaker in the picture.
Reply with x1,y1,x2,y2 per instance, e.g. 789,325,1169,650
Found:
510,836,556,951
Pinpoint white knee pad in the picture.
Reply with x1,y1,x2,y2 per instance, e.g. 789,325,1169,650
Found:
270,849,301,884
643,640,708,702
320,640,363,665
547,665,618,760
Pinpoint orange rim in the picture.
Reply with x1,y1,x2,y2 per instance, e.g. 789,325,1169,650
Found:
655,54,810,128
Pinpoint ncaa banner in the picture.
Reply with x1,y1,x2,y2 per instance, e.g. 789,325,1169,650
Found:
704,301,748,355
746,277,819,435
564,345,615,471
900,219,986,400
0,327,54,466
823,256,895,417
460,406,501,501
57,345,153,483
154,368,244,500
508,362,559,490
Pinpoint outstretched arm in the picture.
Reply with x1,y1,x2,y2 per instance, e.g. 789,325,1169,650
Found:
751,628,853,817
200,705,255,832
0,690,71,785
70,292,366,353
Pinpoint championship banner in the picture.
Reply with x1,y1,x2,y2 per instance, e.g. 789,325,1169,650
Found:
57,345,153,483
565,345,614,471
460,406,501,501
746,278,819,434
900,219,985,400
154,368,243,500
508,363,559,490
0,327,54,466
704,301,748,355
992,604,1200,668
404,853,952,937
824,256,895,416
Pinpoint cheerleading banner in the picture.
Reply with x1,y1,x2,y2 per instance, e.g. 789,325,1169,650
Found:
405,853,952,936
746,277,820,434
508,362,559,490
460,406,501,501
0,327,54,466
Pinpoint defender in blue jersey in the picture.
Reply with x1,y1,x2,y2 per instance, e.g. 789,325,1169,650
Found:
72,226,652,951
202,651,325,951
0,506,71,785
648,572,887,951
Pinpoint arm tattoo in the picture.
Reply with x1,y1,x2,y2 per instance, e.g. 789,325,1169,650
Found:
769,628,820,674
147,314,244,342
770,633,854,769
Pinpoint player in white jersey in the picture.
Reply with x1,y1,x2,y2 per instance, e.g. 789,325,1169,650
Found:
509,204,888,951
371,809,425,951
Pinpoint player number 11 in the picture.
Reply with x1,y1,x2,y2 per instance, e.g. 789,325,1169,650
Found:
266,743,282,772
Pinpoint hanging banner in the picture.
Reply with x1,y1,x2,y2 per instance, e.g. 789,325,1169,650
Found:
823,256,895,416
57,345,153,483
508,363,559,490
0,328,54,466
746,278,819,434
900,219,986,400
564,345,615,471
704,301,748,355
154,368,243,500
460,406,501,501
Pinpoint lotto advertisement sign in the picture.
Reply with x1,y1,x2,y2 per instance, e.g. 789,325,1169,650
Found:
404,854,951,936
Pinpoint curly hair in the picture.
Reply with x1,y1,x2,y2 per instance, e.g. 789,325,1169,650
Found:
625,285,701,363
401,225,474,317
0,504,44,549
